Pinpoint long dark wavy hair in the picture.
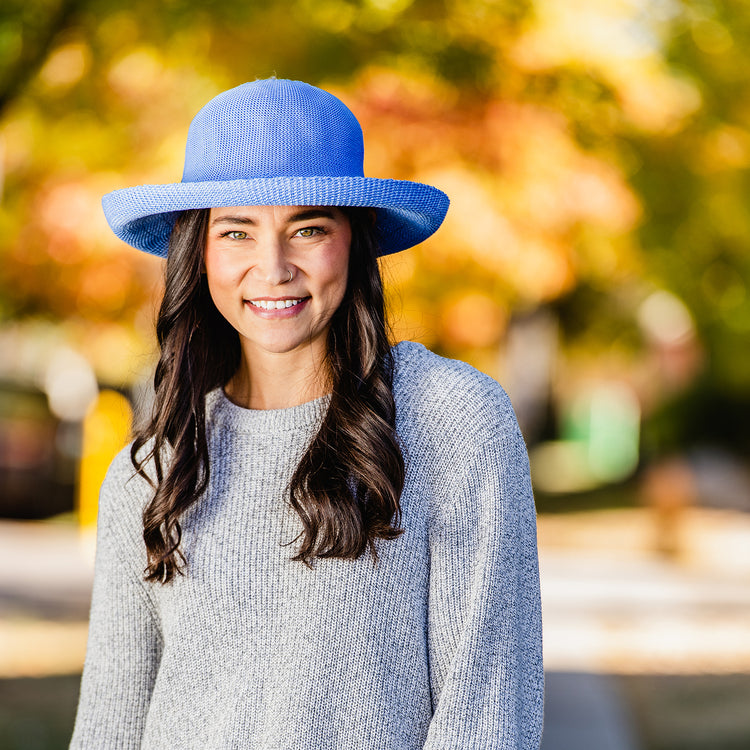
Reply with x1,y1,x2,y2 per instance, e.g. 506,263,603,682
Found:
131,206,405,583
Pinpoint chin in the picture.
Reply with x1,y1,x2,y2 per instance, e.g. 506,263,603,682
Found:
247,335,325,357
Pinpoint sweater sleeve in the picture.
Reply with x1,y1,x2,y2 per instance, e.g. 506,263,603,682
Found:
69,454,163,749
423,419,544,750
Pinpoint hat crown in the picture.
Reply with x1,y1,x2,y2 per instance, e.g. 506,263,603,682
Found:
181,79,365,182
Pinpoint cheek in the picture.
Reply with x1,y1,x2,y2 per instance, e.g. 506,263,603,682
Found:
204,261,240,319
204,250,243,294
318,237,350,302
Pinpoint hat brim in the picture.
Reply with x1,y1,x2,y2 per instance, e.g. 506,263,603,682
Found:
102,176,449,258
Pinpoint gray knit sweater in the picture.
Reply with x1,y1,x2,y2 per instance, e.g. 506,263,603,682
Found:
70,341,543,749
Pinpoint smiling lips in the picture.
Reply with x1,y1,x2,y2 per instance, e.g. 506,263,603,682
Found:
249,298,303,310
245,296,310,315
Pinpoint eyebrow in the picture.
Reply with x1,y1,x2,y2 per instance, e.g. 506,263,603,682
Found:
210,208,337,226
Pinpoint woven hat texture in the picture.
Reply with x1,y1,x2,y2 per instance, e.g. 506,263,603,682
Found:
102,78,449,257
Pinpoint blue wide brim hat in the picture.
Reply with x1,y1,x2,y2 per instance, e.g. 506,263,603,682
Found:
102,78,450,257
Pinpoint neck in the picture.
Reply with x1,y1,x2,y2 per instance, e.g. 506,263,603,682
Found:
225,343,331,410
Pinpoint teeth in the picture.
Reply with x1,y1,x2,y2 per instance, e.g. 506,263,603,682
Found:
250,298,302,310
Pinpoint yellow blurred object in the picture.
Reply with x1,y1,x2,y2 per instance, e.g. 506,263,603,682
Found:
77,389,133,528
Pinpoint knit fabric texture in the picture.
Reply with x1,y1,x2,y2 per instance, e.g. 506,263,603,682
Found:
70,341,544,749
101,79,450,258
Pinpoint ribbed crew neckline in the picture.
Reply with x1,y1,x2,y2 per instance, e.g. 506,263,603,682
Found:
207,387,331,433
204,341,421,435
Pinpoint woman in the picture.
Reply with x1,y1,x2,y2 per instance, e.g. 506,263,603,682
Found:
70,78,543,749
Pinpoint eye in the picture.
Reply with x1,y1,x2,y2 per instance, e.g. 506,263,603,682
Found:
295,226,324,238
220,230,248,240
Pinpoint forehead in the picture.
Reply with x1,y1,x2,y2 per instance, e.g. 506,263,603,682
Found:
208,205,346,224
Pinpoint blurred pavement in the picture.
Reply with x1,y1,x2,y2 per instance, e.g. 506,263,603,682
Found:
541,671,641,750
0,520,93,622
539,509,750,675
0,520,93,679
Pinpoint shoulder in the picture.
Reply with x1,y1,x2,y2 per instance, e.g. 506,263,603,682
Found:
100,442,144,491
95,442,155,555
390,340,520,441
391,342,534,529
99,441,156,503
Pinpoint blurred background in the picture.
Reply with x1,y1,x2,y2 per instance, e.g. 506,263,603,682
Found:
1,0,749,747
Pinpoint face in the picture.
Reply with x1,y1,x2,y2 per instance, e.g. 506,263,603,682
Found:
203,205,351,365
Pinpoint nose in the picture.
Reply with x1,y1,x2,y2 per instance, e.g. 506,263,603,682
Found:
252,234,292,286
